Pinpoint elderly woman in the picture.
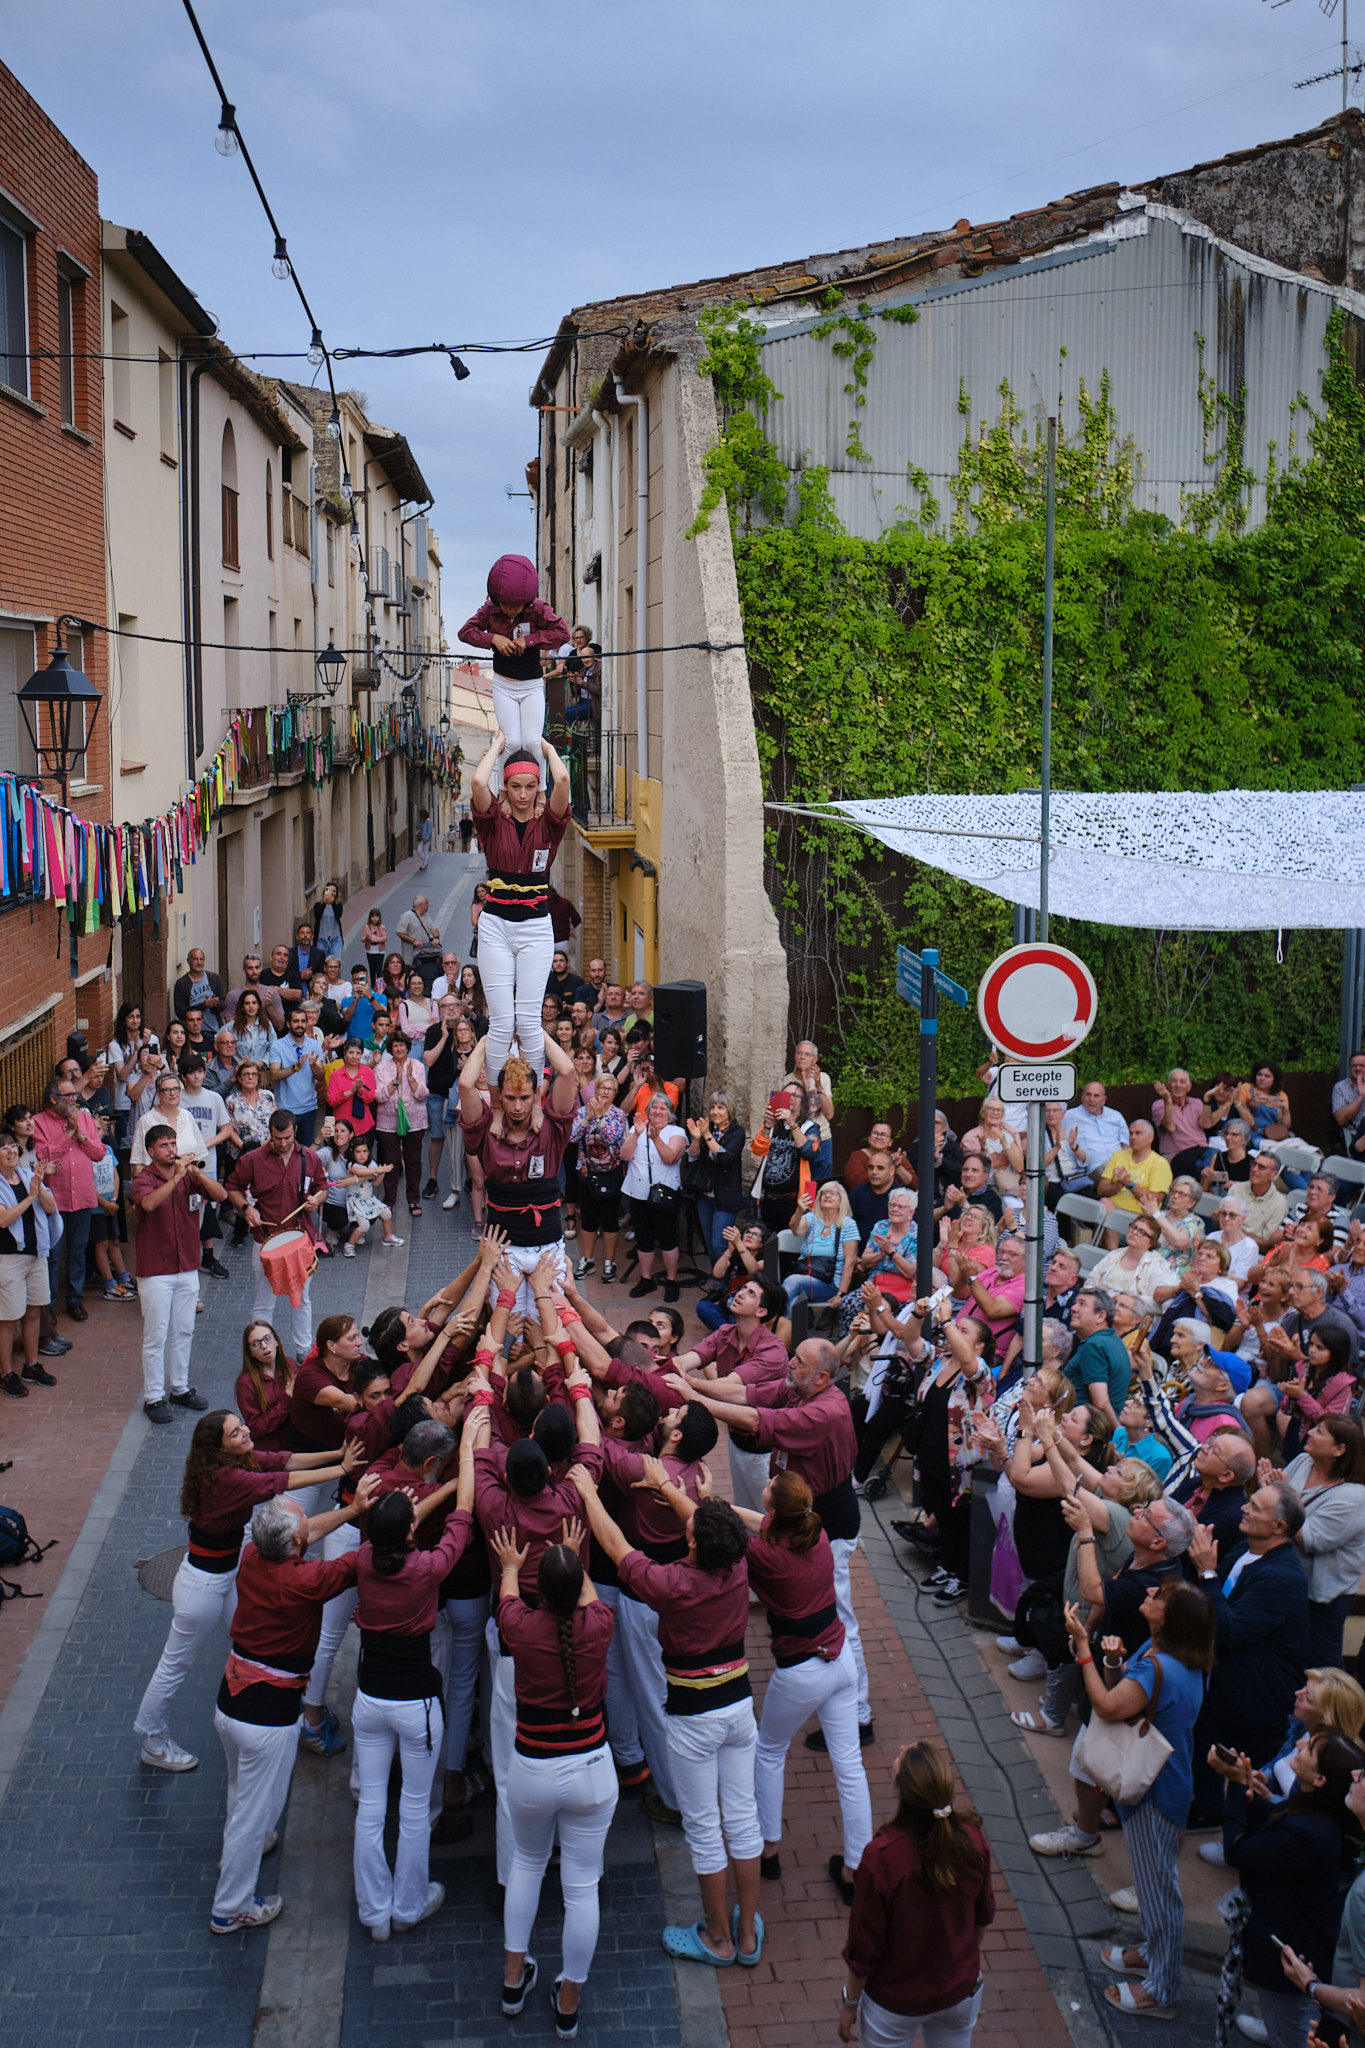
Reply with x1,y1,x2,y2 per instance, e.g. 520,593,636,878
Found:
786,1180,861,1315
684,1088,747,1261
1141,1175,1205,1274
939,1205,997,1295
962,1098,1023,1203
1090,1214,1169,1302
571,1070,629,1283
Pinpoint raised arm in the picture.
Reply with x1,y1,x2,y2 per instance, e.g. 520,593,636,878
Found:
542,737,571,820
471,729,504,815
567,1464,632,1566
544,1030,578,1117
458,1032,490,1123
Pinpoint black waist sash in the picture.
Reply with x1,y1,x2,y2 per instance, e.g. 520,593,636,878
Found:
357,1627,442,1703
485,1176,563,1247
814,1475,861,1542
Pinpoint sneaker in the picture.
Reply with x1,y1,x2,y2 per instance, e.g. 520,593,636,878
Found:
170,1388,209,1411
574,1256,595,1279
1109,1886,1140,1914
628,1276,658,1298
21,1363,57,1386
1199,1840,1227,1867
663,1281,681,1304
996,1635,1023,1654
370,1919,391,1943
563,1222,577,1239
641,1788,682,1826
602,1261,617,1283
1028,1822,1102,1856
551,1978,579,2040
1008,1649,1048,1682
932,1576,965,1603
143,1400,173,1424
342,1244,357,1257
1,1370,28,1398
442,1192,459,1211
140,1734,199,1772
382,1235,405,1248
1235,2019,1269,2044
299,1718,347,1757
210,1893,282,1935
202,1256,230,1280
502,1956,539,2017
393,1879,444,1932
38,1335,71,1355
104,1278,134,1300
923,1566,950,1588
422,1179,439,1201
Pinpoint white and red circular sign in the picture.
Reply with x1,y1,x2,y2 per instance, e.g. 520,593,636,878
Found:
977,943,1098,1063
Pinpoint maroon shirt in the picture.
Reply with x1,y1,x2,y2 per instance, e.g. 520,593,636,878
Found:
744,1520,845,1667
230,1541,358,1663
187,1451,295,1572
752,1382,858,1500
462,1098,574,1180
472,805,569,922
131,1165,204,1276
692,1322,789,1396
354,1510,474,1634
599,1441,705,1556
605,1353,676,1410
235,1369,295,1453
289,1357,352,1451
843,1823,996,2016
227,1140,325,1243
616,1551,749,1671
499,1596,614,1755
474,1444,604,1597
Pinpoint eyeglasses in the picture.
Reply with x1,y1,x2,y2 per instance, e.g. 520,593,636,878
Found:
249,1334,275,1350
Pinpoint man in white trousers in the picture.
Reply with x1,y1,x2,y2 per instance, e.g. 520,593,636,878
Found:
673,1337,874,1746
130,1125,223,1424
457,1030,578,1315
668,1279,792,1512
210,1481,378,1935
226,1111,328,1359
468,731,570,1077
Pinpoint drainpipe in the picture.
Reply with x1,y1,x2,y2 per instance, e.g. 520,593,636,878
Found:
613,378,648,786
592,409,612,724
181,356,212,774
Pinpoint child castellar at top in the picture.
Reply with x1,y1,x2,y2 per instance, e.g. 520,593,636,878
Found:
458,555,568,681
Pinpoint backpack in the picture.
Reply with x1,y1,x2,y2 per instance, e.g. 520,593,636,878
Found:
0,1504,57,1602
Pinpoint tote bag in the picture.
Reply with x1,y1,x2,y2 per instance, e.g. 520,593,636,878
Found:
1074,1655,1172,1805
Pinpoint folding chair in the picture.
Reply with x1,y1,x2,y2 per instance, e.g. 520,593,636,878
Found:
1055,1192,1108,1246
1074,1243,1109,1276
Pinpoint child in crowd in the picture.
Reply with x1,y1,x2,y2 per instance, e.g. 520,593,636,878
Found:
316,1117,355,1255
342,1134,403,1254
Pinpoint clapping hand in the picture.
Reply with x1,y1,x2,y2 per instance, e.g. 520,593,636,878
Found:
1187,1521,1219,1576
1256,1456,1277,1489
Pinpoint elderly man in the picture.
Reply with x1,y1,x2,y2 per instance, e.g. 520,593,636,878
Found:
428,950,463,1002
592,982,629,1034
1169,1429,1254,1570
1132,1338,1251,1491
675,1337,873,1744
1063,1082,1130,1196
1241,1151,1289,1251
1332,1051,1365,1159
939,1150,1004,1226
34,1074,110,1323
1096,1120,1172,1241
209,1483,378,1934
1185,1482,1310,1829
225,953,286,1035
259,942,303,1017
205,1030,239,1102
395,895,439,963
227,1110,328,1358
173,946,226,1024
1151,1068,1209,1176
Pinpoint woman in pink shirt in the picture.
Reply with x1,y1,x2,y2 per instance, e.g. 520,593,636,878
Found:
33,1076,107,1317
373,1032,429,1216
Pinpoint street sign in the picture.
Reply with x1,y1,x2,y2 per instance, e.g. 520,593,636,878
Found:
896,944,969,1010
977,943,1097,1063
997,1062,1076,1104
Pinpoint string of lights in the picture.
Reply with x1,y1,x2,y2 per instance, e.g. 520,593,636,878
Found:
60,617,746,665
19,332,629,367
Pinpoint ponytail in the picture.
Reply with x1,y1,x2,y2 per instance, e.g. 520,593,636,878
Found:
888,1740,986,1895
764,1469,822,1553
367,1491,414,1577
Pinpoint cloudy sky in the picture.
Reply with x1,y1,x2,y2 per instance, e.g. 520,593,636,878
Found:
7,0,1357,627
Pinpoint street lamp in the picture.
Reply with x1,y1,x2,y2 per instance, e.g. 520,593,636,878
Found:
288,637,349,708
17,620,101,803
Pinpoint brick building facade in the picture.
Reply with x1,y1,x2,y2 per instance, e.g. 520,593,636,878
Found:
0,64,110,1091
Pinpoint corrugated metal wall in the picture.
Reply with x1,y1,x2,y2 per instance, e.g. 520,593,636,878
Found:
754,212,1358,534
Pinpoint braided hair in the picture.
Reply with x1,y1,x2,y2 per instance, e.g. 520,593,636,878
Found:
538,1542,585,1720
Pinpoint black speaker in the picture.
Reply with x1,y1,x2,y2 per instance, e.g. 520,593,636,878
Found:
653,980,708,1081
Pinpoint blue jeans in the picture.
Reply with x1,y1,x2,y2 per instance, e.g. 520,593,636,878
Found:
696,1298,732,1333
50,1206,93,1309
782,1271,838,1313
694,1197,737,1263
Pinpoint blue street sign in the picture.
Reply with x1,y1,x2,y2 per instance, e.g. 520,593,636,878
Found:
896,944,969,1009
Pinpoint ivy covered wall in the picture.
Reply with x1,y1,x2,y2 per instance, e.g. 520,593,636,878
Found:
693,304,1365,1109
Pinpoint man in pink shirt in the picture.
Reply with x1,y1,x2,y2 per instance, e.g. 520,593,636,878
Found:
34,1074,107,1322
1152,1067,1210,1176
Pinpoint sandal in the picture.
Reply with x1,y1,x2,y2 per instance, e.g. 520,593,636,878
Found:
1103,1983,1176,2020
660,1921,735,1967
730,1905,764,1965
1010,1709,1068,1737
1100,1947,1147,1975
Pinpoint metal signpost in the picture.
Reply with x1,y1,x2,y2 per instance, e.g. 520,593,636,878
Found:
976,943,1098,1369
896,944,969,1296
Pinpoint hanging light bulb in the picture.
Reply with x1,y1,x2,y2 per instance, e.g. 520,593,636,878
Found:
340,471,354,505
272,235,291,282
448,352,471,382
215,102,238,156
325,402,341,441
308,327,325,369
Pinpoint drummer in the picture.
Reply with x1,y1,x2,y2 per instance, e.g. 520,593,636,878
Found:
456,1029,579,1313
226,1111,328,1359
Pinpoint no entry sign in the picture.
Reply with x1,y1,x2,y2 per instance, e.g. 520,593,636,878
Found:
977,943,1097,1063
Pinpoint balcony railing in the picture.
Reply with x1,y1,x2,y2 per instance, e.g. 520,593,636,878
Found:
236,706,311,788
566,725,632,831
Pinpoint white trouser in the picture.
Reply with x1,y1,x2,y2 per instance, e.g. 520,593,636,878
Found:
134,1557,237,1738
727,1441,771,1516
755,1641,872,1870
425,1607,457,1826
352,1689,445,1930
417,838,430,869
598,1585,643,1767
487,1240,567,1321
830,1535,871,1722
251,1239,314,1360
478,911,555,1077
857,1984,984,2048
666,1697,762,1876
212,1710,301,1920
487,1616,521,1885
303,1519,361,1709
490,676,546,766
137,1270,199,1402
442,1593,490,1775
616,1593,679,1808
504,1744,618,1981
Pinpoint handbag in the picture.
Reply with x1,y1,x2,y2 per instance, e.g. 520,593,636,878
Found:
1073,1654,1172,1805
679,1144,712,1198
645,1136,680,1211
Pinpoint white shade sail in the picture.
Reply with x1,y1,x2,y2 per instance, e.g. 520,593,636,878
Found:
771,790,1365,931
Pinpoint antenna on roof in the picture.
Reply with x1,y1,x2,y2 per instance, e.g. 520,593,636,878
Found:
1267,0,1363,113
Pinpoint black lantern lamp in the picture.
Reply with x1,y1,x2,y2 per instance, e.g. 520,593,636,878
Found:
288,637,349,708
18,619,101,802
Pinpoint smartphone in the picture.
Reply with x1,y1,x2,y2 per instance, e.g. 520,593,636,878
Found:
770,1090,792,1115
1212,1743,1240,1767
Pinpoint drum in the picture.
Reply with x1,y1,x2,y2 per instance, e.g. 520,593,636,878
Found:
259,1228,317,1306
